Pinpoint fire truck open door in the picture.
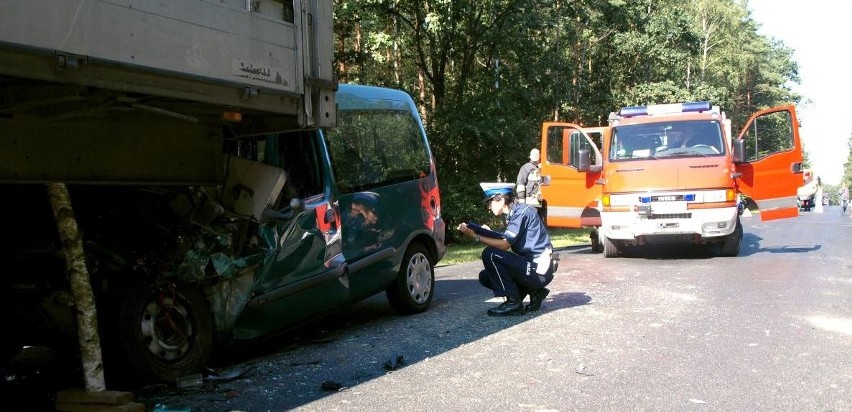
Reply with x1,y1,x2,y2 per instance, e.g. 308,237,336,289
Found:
539,123,603,228
734,105,804,221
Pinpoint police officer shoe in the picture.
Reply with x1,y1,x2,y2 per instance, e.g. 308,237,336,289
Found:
487,299,524,316
526,288,550,311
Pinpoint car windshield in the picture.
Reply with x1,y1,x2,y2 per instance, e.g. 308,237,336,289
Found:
610,120,725,160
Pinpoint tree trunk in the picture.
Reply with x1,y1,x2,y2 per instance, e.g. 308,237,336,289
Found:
47,182,106,392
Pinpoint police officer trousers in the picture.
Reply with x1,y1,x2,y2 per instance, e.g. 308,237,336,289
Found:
478,246,553,300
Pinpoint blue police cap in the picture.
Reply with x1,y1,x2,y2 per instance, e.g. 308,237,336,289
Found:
480,182,514,203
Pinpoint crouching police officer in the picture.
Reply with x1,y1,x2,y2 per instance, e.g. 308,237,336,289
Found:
457,183,556,316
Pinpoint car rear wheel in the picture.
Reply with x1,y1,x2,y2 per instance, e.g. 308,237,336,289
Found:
386,243,434,315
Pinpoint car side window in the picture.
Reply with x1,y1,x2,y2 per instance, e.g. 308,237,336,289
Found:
254,131,325,202
276,131,324,200
325,109,430,194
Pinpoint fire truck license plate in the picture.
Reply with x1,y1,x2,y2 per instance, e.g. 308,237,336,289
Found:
651,201,686,214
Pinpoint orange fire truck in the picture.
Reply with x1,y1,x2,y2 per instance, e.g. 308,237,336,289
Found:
538,102,803,257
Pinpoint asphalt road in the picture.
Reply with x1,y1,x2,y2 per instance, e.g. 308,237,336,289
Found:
6,207,852,411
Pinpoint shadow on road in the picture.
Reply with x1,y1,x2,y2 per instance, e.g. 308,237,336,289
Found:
739,232,821,256
129,277,591,410
0,272,594,411
544,291,592,310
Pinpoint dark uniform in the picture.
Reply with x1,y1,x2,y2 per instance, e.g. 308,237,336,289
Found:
479,202,554,304
516,161,540,201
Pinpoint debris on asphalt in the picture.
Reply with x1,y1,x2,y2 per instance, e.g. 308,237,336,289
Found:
321,380,342,391
204,366,252,382
176,373,203,389
383,353,405,371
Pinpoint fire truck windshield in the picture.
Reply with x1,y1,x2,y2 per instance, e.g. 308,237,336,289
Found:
610,120,724,160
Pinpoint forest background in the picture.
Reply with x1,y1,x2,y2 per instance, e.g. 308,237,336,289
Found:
332,0,830,241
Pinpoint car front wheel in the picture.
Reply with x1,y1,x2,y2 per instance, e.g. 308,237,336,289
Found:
116,283,214,384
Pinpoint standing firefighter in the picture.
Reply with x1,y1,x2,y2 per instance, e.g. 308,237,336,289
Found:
457,183,556,316
516,148,542,206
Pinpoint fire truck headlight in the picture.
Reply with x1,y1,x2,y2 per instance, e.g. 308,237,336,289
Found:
703,221,728,231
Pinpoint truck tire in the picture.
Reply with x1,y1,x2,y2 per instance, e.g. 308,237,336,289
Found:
720,218,743,257
603,236,620,258
590,229,603,253
537,205,547,227
386,243,434,315
116,283,214,384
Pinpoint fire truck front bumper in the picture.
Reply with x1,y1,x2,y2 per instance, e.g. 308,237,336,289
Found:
600,206,738,245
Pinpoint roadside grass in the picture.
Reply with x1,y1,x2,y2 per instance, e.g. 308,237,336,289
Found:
438,228,590,266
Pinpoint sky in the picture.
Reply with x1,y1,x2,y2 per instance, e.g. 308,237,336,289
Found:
748,0,852,185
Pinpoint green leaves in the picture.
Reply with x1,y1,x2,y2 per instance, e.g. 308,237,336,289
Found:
333,0,800,239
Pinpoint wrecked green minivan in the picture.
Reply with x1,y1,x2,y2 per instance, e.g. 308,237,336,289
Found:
1,84,445,383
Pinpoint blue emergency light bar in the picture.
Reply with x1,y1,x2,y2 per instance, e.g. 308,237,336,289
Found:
619,101,712,118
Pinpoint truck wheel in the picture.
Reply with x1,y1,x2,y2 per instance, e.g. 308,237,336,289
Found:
603,236,620,258
537,205,547,226
116,283,214,384
590,229,603,253
386,243,434,315
720,218,743,257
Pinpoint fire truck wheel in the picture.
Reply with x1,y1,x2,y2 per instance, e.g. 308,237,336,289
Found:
720,218,743,257
537,206,547,226
603,236,620,258
590,230,603,253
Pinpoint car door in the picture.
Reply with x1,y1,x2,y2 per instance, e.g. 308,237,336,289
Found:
233,132,348,339
539,123,603,228
734,105,804,221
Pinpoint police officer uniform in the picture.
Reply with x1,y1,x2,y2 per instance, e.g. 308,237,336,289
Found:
476,183,555,316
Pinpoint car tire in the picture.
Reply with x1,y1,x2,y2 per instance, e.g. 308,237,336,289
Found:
116,283,214,384
386,243,434,315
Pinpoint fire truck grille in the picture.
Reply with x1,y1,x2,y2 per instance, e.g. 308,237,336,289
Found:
648,213,692,219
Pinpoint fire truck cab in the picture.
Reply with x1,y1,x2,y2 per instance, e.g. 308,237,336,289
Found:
539,102,804,257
